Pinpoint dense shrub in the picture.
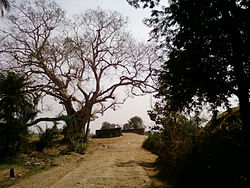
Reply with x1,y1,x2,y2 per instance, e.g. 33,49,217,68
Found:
35,125,61,152
180,108,249,188
143,132,164,155
0,72,38,158
0,121,30,156
143,114,199,185
158,115,199,184
145,107,249,187
68,133,87,154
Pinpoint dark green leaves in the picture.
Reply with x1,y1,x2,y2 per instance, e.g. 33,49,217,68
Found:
150,0,249,112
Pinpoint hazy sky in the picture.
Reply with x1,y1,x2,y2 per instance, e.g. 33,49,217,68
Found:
52,0,156,132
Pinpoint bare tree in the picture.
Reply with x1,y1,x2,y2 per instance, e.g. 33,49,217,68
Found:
0,0,159,144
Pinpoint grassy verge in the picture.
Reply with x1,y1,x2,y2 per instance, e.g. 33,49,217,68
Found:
0,166,50,188
0,153,58,187
0,156,24,169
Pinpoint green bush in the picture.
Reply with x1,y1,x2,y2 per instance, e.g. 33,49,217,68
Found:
180,108,248,188
145,108,248,187
0,72,38,158
159,117,198,184
68,133,87,154
143,132,164,155
143,114,199,185
35,125,60,152
145,109,249,187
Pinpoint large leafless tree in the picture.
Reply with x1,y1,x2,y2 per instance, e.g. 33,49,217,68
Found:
0,0,159,143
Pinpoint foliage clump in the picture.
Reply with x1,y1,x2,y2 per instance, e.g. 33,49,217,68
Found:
142,132,163,155
123,116,144,130
0,72,38,158
181,107,247,188
126,0,250,187
68,133,87,155
35,124,61,152
101,122,120,130
144,107,248,187
143,113,200,185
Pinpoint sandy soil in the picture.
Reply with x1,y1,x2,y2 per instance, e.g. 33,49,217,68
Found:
9,133,163,188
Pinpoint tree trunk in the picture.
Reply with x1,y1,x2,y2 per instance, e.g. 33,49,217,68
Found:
61,100,93,151
84,117,91,143
63,114,86,143
238,84,250,146
237,81,250,184
63,109,92,147
224,3,250,148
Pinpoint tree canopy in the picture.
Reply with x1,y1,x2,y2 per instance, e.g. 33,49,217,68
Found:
127,0,160,8
127,0,250,141
0,72,38,124
101,121,120,130
0,71,38,156
128,116,143,129
128,1,250,185
123,116,143,129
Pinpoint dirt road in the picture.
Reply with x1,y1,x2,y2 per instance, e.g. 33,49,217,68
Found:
10,133,161,188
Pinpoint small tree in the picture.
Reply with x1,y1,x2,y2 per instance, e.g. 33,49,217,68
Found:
123,123,132,130
0,72,38,157
127,116,144,129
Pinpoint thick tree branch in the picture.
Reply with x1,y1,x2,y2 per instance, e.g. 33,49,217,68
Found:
28,116,67,127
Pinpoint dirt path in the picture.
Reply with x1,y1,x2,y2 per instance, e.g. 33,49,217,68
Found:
10,133,161,188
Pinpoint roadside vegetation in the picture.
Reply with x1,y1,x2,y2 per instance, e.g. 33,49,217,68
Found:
0,0,249,187
143,107,246,187
0,72,70,186
129,0,249,187
0,132,67,188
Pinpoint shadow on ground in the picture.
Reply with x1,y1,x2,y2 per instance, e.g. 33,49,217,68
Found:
115,160,171,188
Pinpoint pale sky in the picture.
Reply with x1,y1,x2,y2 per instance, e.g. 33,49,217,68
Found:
51,0,156,132
55,0,152,41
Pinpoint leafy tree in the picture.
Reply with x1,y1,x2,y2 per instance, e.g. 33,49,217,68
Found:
127,116,143,129
123,123,132,130
101,121,120,130
127,0,250,144
0,0,10,16
0,0,158,146
0,72,38,157
129,116,143,129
